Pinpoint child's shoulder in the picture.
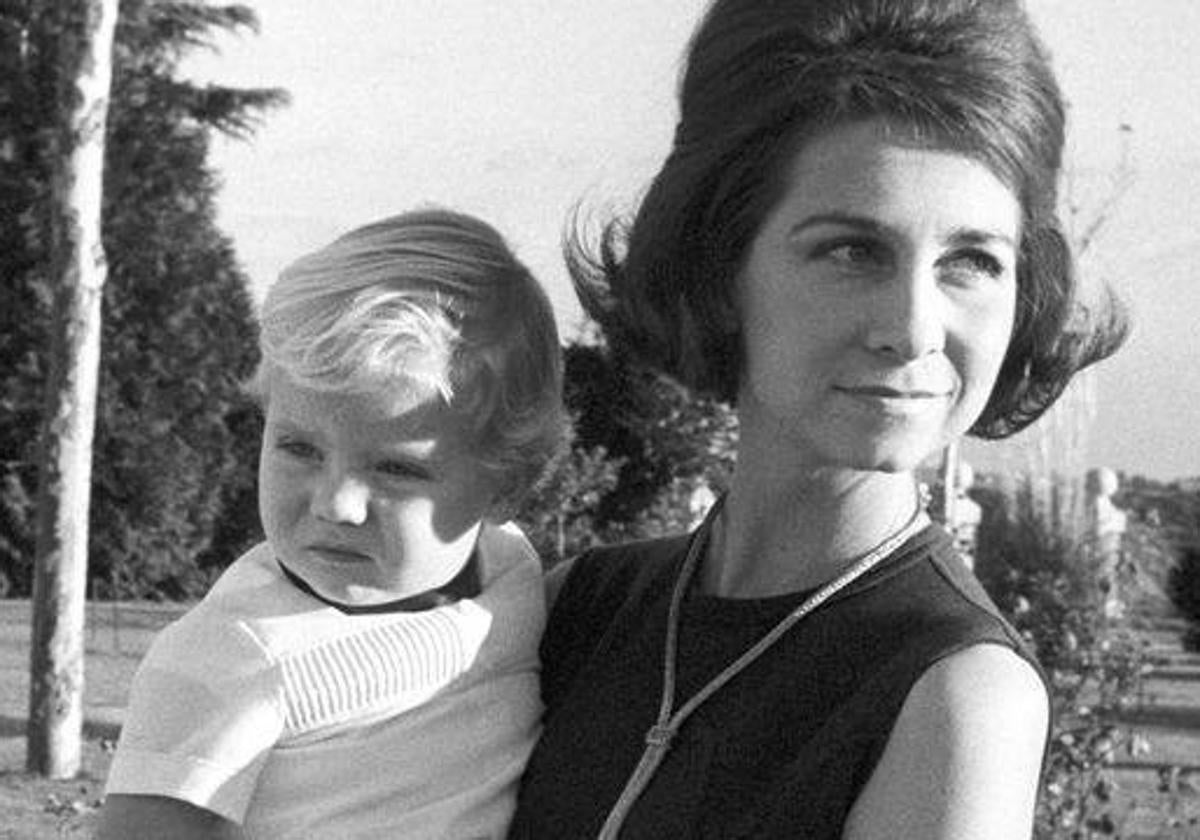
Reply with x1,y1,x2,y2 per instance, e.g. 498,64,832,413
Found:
184,542,308,627
148,543,327,668
468,521,546,662
478,520,543,587
202,541,285,598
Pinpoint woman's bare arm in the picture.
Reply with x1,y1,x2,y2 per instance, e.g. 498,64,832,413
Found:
96,793,243,840
843,643,1049,840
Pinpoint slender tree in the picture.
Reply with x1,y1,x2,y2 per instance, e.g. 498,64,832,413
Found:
26,0,119,779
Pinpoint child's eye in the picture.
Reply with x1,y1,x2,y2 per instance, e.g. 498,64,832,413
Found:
376,460,432,481
276,438,322,461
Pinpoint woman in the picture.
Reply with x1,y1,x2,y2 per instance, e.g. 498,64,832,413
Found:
510,0,1126,838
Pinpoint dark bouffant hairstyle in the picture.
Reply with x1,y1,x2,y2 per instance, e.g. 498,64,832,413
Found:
568,0,1127,439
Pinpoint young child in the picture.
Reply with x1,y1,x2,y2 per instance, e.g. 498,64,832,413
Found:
98,208,565,839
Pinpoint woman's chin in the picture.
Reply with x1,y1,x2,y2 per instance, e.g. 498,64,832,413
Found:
818,434,944,475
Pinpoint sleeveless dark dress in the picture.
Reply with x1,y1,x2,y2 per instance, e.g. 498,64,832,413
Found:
509,524,1045,839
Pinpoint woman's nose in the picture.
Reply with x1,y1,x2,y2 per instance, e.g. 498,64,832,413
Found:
311,468,370,526
864,263,946,361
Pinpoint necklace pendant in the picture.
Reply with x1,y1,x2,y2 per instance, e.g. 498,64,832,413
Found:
645,723,675,748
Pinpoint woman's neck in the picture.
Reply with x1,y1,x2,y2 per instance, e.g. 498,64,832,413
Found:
701,464,923,599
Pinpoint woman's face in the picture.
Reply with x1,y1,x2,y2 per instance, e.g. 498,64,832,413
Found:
736,119,1020,472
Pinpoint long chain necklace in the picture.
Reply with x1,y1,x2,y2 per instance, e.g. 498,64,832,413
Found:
597,496,930,839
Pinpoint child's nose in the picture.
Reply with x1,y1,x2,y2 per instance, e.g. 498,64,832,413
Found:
311,470,370,526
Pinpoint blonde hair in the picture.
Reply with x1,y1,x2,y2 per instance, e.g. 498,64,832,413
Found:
249,207,565,507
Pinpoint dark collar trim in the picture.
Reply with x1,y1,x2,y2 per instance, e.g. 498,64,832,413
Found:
277,551,482,615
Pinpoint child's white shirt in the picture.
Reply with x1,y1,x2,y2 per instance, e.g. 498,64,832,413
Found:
105,521,545,840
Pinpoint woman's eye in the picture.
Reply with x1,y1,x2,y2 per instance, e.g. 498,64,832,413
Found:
812,239,886,270
939,250,1006,283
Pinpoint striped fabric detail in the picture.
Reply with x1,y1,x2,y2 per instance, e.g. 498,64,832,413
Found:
279,609,475,733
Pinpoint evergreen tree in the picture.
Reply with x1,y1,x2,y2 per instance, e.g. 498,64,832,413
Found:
1,0,287,599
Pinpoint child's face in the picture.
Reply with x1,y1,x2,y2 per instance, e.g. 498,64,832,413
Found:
257,372,501,607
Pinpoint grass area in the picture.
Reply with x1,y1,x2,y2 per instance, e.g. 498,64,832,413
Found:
0,600,184,840
0,738,111,840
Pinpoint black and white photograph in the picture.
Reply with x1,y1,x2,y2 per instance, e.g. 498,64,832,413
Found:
2,1,1198,837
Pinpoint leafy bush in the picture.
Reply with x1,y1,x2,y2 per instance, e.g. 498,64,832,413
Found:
562,342,736,530
973,478,1148,839
516,423,624,568
515,342,735,569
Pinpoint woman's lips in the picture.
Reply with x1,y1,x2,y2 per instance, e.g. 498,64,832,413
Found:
834,384,951,414
835,384,949,398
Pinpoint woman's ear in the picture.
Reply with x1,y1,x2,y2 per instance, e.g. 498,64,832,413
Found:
719,272,743,334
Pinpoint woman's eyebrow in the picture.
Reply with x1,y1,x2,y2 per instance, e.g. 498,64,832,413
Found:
788,212,889,237
789,214,1016,249
944,227,1017,250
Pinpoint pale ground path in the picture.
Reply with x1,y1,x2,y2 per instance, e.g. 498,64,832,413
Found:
1110,614,1200,837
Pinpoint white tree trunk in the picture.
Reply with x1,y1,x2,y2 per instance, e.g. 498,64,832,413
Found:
27,0,118,779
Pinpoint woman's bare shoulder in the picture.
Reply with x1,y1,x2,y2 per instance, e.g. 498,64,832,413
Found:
919,642,1049,716
843,643,1049,840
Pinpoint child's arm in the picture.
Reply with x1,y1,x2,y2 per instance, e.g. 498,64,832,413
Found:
96,793,244,840
103,587,283,833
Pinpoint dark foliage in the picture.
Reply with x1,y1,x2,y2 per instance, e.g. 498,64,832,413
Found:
563,340,736,530
1,0,286,599
1118,477,1200,649
1170,546,1200,651
514,422,623,569
507,337,737,569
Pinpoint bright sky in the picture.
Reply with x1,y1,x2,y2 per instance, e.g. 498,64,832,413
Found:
184,0,1200,482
